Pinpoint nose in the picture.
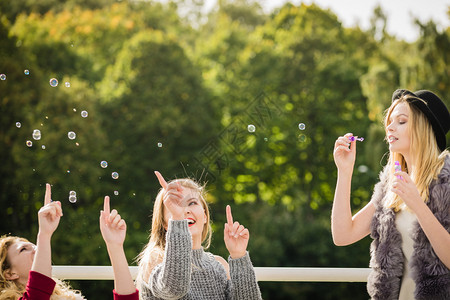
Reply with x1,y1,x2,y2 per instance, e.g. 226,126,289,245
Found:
387,122,395,132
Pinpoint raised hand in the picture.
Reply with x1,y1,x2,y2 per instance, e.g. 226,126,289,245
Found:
100,196,126,247
155,171,184,221
224,205,249,259
391,171,423,212
38,183,63,237
333,133,357,171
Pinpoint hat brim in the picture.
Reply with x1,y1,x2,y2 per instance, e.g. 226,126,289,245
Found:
392,89,447,151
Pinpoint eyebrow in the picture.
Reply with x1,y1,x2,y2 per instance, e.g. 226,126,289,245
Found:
389,113,409,120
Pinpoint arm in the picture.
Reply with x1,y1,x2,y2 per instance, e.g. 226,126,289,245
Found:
331,135,374,246
99,196,138,298
392,171,450,268
224,205,262,300
228,253,262,300
146,220,192,299
32,183,62,277
19,271,56,300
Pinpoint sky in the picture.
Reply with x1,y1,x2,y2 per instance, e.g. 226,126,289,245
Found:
204,0,450,42
262,0,450,42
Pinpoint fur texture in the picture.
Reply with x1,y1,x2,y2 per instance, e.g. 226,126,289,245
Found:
367,155,450,300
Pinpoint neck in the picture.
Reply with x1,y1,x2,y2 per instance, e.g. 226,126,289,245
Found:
192,235,202,249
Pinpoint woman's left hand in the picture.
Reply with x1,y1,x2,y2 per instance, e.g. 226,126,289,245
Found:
224,205,249,259
38,183,63,237
100,196,127,247
391,171,424,212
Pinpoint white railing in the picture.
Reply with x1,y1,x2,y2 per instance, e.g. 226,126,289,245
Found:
52,266,371,282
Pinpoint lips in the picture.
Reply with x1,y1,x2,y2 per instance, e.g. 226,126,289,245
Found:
186,218,196,227
388,136,398,143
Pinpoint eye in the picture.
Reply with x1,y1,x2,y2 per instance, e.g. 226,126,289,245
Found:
188,200,198,206
19,247,27,253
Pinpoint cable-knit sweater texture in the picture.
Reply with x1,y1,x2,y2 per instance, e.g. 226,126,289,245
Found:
140,220,263,300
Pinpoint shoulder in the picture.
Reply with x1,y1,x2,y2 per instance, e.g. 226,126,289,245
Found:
214,255,230,280
437,153,450,183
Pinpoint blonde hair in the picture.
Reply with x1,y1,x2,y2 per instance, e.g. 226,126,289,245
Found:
135,178,212,289
0,235,84,300
383,95,448,211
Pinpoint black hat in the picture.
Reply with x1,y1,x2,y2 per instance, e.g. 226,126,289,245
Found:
392,89,449,151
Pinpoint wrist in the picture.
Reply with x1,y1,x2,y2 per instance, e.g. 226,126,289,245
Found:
37,231,53,241
229,251,246,259
337,170,353,179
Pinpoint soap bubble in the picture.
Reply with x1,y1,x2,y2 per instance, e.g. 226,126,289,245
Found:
298,134,307,142
114,191,119,196
32,129,41,140
67,131,76,140
26,140,33,147
157,142,163,148
264,137,268,142
111,172,119,179
69,190,76,196
49,78,58,87
298,123,306,130
65,82,70,88
358,165,369,173
69,195,77,203
16,122,21,128
24,70,29,75
0,74,6,80
42,145,46,150
81,110,88,118
247,124,256,133
100,161,108,168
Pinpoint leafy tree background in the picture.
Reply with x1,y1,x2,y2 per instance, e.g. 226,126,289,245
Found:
1,0,448,299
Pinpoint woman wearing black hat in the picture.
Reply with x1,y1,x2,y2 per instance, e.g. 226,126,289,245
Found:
331,89,450,300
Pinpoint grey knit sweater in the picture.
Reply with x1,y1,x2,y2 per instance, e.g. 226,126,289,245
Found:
140,220,263,300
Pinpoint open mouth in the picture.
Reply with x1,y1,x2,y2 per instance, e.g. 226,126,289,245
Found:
186,218,196,227
388,136,398,143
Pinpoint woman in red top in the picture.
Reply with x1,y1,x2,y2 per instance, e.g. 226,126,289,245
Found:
0,184,138,300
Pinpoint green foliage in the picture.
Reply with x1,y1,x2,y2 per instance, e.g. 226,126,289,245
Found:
0,1,448,298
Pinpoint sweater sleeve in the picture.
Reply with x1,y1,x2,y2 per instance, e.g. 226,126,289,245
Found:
113,289,139,300
228,252,262,300
19,271,56,300
142,220,193,299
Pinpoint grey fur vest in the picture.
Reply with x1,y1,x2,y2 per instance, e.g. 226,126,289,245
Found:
367,155,450,300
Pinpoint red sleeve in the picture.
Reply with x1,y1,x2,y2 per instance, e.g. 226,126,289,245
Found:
19,271,56,300
113,289,139,300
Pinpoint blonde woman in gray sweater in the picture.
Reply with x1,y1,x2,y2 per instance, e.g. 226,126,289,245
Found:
135,171,262,300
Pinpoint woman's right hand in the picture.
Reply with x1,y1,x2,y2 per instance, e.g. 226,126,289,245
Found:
333,133,357,172
155,171,184,221
37,183,63,237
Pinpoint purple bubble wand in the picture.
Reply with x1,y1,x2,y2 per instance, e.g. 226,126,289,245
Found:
394,161,403,179
349,136,364,142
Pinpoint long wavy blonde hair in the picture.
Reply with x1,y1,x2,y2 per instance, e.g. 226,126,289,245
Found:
383,95,448,211
135,178,212,289
0,236,84,300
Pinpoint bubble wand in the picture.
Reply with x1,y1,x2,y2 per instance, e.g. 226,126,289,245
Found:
349,136,364,142
394,161,403,179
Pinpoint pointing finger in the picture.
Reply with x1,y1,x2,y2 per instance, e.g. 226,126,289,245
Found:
226,205,233,226
155,171,168,189
103,196,110,215
44,183,52,205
